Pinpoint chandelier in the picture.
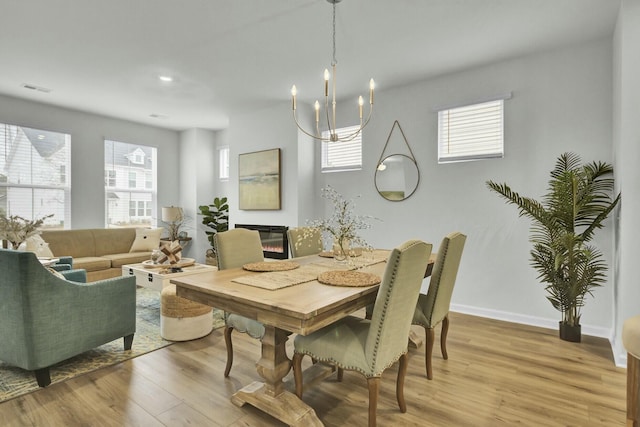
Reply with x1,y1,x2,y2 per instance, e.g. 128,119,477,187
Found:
291,0,374,142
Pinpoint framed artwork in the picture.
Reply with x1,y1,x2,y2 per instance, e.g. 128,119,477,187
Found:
239,148,281,210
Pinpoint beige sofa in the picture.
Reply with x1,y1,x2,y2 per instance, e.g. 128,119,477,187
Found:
40,228,154,281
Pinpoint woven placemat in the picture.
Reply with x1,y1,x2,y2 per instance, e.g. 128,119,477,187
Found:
243,261,300,272
317,270,381,287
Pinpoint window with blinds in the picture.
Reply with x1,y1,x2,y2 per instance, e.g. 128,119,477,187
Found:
437,99,505,163
219,146,229,180
0,123,70,229
321,125,362,172
104,139,157,228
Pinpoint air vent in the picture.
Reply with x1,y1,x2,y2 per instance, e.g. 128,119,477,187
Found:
149,114,168,119
21,83,51,93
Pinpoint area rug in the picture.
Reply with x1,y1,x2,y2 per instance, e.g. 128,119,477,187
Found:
0,287,225,403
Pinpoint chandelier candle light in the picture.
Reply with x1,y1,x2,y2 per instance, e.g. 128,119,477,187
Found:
291,0,374,142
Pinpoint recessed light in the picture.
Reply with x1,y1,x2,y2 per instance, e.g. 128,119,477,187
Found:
37,134,46,140
158,75,174,83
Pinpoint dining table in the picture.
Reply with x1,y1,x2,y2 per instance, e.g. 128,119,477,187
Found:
172,250,435,426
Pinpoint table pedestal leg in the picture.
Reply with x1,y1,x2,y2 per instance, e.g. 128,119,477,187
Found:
231,325,323,426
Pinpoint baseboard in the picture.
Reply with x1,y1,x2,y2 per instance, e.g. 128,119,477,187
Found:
449,303,625,366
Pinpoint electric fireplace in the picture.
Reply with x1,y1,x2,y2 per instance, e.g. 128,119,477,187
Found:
235,224,289,259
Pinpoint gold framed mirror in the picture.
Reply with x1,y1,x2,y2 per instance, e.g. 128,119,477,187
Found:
375,121,420,202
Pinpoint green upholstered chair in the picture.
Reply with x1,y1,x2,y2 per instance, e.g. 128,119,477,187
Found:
0,249,136,387
214,228,266,377
411,231,466,379
287,227,323,258
292,240,433,427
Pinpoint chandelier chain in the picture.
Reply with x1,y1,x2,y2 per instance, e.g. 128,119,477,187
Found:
332,1,337,66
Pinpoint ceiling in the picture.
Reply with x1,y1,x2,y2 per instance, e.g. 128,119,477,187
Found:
0,0,621,131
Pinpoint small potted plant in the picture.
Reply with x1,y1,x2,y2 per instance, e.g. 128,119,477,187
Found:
486,152,620,342
198,197,229,266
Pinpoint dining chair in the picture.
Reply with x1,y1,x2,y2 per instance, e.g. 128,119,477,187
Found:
412,231,466,380
292,239,433,427
214,228,265,377
623,315,640,426
287,226,323,258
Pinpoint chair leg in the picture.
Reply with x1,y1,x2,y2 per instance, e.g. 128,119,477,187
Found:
424,326,435,380
396,353,408,413
337,367,344,382
124,334,134,350
293,353,304,398
35,368,51,387
628,353,640,427
367,377,380,427
441,315,449,360
224,326,234,377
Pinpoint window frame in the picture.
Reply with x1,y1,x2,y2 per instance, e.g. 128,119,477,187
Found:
320,125,363,173
0,123,71,229
437,95,510,164
104,139,157,228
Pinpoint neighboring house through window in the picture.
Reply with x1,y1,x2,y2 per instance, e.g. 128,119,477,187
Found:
104,139,157,228
0,123,71,229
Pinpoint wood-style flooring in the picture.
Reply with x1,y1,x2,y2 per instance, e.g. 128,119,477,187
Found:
0,312,627,426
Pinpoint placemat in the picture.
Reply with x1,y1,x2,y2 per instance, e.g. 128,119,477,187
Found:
317,270,381,287
232,264,333,290
242,261,300,272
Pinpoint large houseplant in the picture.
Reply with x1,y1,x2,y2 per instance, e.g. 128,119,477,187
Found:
198,197,229,265
486,152,620,342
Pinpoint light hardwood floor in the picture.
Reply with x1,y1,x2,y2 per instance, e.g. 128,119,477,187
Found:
0,312,627,426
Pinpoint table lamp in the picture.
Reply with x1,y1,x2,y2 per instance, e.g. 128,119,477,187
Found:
162,206,183,241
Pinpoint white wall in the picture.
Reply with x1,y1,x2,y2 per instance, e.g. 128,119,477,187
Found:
178,128,218,261
0,94,180,229
317,38,615,337
227,103,317,232
612,0,640,366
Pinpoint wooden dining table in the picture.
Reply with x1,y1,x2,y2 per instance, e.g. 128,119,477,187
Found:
172,251,434,426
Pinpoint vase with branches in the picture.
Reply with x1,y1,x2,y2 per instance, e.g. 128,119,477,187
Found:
486,152,620,342
0,213,54,249
305,186,375,261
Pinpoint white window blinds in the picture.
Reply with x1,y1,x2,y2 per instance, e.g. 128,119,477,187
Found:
321,125,362,172
0,124,71,228
438,99,505,163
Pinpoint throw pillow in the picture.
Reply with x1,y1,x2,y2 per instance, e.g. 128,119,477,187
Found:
129,228,163,252
25,234,55,258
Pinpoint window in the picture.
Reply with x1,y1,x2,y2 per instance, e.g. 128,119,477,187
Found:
321,125,362,173
219,146,229,180
437,98,506,163
0,123,71,229
105,170,116,187
105,140,157,228
128,171,137,188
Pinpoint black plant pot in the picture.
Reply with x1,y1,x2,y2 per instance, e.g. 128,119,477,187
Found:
559,322,581,342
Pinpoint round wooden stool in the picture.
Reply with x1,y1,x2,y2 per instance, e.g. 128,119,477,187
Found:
161,284,213,341
623,315,640,426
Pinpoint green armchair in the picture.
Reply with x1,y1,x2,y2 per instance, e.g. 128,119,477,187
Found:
0,249,136,387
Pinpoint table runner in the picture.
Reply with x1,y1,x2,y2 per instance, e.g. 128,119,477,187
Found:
231,251,388,290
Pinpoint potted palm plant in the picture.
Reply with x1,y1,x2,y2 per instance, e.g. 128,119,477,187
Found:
486,152,620,342
198,197,229,266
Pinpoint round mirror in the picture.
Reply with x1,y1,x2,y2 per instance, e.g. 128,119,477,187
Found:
375,154,420,201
